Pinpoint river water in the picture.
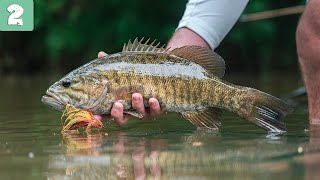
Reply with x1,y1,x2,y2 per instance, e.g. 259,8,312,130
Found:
0,74,318,180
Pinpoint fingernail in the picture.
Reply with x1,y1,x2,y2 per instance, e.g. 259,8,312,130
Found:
149,98,158,106
114,103,122,110
93,115,102,120
133,95,140,102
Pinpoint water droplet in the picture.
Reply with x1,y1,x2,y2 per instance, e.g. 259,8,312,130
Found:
192,142,203,147
28,152,34,158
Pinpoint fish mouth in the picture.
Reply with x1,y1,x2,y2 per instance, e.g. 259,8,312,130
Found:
41,91,65,112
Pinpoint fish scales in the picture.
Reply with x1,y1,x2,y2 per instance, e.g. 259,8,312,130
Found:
97,53,213,112
102,67,243,113
102,71,208,112
42,38,293,132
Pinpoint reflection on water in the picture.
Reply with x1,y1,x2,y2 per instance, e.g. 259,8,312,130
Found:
294,125,320,180
0,75,319,179
46,129,313,180
44,127,320,180
44,128,320,179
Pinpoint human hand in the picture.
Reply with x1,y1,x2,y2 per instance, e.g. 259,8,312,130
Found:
94,51,161,125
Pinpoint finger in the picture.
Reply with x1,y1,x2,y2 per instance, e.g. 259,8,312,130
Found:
132,93,146,117
93,114,110,120
149,98,161,116
98,51,108,58
93,115,103,120
111,102,129,125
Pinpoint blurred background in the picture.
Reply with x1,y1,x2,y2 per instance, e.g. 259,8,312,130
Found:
0,2,314,179
0,0,305,77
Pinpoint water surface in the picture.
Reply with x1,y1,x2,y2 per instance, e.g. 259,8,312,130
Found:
0,74,318,180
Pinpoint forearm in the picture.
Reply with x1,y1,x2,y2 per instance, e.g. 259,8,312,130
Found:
168,0,248,50
296,0,320,124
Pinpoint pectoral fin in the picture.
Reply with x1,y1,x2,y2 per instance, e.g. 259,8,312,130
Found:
181,108,222,130
124,110,143,119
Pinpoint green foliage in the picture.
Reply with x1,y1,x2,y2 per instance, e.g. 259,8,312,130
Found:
0,0,305,75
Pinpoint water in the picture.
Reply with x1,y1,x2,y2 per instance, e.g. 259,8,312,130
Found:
0,75,318,180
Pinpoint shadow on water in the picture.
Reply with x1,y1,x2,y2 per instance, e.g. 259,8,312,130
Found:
0,75,319,179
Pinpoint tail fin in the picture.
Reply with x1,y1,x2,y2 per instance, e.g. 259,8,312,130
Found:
240,89,294,132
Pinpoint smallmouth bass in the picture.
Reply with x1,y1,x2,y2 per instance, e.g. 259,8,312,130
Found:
42,38,293,132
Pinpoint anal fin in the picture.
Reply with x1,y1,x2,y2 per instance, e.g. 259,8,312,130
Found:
181,108,222,130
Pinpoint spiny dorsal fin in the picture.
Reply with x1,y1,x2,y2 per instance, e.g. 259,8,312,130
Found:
181,108,222,130
122,37,166,53
170,46,225,78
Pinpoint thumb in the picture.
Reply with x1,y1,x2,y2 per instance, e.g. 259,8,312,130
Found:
98,51,108,58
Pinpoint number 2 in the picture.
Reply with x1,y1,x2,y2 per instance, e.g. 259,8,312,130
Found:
7,4,24,26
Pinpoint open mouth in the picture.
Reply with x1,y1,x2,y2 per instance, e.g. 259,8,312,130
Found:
41,91,65,112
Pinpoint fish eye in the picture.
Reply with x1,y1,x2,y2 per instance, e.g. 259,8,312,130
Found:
62,79,71,88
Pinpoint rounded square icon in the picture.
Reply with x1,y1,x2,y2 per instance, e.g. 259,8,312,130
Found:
0,0,34,31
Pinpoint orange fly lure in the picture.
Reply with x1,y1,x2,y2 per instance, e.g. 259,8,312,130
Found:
61,104,104,132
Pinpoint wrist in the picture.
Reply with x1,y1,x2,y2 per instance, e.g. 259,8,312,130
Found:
167,27,211,50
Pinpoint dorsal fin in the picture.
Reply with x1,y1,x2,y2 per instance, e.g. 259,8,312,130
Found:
122,37,166,53
170,46,225,78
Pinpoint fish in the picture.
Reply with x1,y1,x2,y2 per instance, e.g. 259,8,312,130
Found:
41,38,293,132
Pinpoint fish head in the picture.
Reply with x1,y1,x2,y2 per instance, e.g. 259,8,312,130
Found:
42,70,111,112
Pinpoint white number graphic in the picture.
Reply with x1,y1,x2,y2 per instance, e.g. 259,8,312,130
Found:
7,4,24,26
